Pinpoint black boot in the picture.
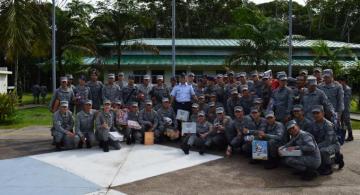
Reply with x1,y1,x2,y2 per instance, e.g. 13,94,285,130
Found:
301,169,318,181
318,164,333,175
181,144,190,155
199,145,205,155
99,141,104,148
345,136,354,142
335,152,345,170
103,141,109,152
78,141,83,149
55,143,62,151
86,141,92,149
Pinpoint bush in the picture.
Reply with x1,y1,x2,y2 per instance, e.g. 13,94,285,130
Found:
0,92,17,122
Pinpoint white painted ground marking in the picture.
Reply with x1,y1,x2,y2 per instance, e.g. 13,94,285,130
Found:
31,144,222,188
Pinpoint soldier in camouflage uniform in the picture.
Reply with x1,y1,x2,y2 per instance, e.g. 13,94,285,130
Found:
74,100,96,149
157,98,178,143
86,69,104,110
52,101,75,150
205,107,232,149
122,75,139,107
138,75,153,100
115,72,127,89
269,74,293,123
95,100,121,152
226,106,246,157
339,77,353,141
226,88,241,118
102,73,121,104
139,100,159,133
280,120,321,181
49,77,75,112
74,75,92,113
150,75,170,109
292,104,312,132
308,105,344,175
181,111,213,155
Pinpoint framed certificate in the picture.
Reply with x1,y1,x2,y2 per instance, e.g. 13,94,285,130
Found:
252,140,268,160
109,131,124,141
181,122,196,135
176,109,189,121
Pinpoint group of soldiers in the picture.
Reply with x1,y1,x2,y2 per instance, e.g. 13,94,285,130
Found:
49,67,351,181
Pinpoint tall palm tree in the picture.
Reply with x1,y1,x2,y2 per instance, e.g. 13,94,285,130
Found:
0,0,49,92
226,7,286,69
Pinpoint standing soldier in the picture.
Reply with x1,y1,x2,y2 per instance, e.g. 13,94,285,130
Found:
66,74,76,92
187,72,197,90
32,84,40,104
250,71,263,98
280,120,321,181
309,105,344,175
338,77,353,141
215,74,227,106
74,75,92,113
197,95,209,113
74,100,96,149
319,69,344,119
269,74,293,123
102,73,121,105
122,75,139,107
116,72,127,89
293,75,306,105
49,77,75,112
40,84,47,104
240,85,256,115
313,67,322,84
150,75,169,109
138,74,153,100
226,88,241,118
87,69,104,110
95,100,121,152
181,111,213,155
301,76,334,120
52,101,75,151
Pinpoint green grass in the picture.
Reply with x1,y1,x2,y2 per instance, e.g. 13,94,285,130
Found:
351,120,360,130
350,99,359,113
0,107,52,129
20,93,52,105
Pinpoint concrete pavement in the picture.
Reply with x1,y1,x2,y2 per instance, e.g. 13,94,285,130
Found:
1,126,360,195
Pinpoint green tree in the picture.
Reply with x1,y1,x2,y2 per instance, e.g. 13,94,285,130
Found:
225,7,286,69
311,40,354,77
0,0,49,92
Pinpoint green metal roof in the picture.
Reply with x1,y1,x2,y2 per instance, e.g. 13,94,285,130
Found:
100,38,360,49
84,55,358,67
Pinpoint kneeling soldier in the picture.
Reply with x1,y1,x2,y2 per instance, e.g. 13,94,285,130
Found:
95,100,121,152
280,120,321,181
157,98,179,142
181,111,213,155
309,105,344,175
226,106,246,157
139,100,159,135
74,100,96,149
205,107,232,149
52,101,75,150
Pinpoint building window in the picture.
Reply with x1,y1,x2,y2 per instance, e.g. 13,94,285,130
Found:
133,70,147,84
151,70,165,84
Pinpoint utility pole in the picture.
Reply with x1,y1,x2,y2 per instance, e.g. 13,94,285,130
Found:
171,0,176,76
52,0,56,92
288,0,293,77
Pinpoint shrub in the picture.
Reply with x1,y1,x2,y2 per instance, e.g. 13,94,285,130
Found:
0,91,17,122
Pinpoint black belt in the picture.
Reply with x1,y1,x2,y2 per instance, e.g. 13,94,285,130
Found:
176,101,190,104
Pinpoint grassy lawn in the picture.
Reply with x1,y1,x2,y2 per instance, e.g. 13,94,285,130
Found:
20,92,52,105
351,120,360,130
351,98,360,113
0,107,52,129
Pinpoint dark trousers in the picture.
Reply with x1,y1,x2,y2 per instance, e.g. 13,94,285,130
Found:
174,101,192,114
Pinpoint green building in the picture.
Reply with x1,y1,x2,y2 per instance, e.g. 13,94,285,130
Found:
86,38,360,84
